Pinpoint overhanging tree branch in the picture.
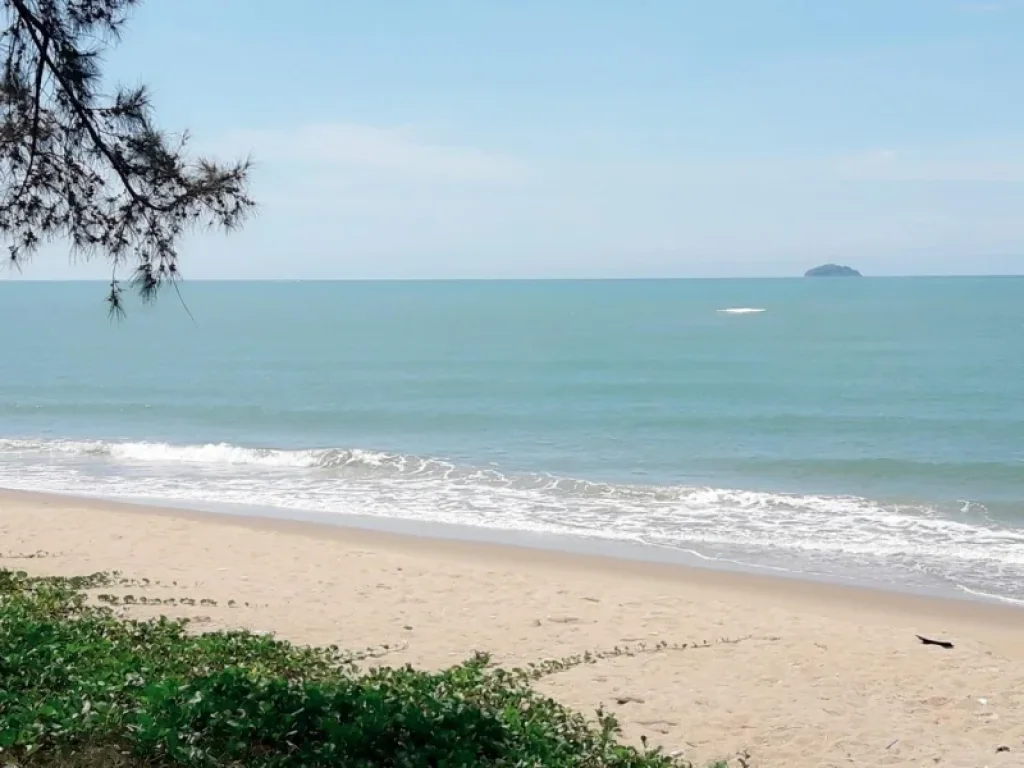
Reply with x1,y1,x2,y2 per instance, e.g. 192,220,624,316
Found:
13,0,151,207
15,20,46,200
0,0,254,315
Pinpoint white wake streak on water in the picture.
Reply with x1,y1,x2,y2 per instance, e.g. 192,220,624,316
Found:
717,307,766,314
1,437,1022,601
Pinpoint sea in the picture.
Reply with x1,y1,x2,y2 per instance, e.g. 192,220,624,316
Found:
1,278,1022,604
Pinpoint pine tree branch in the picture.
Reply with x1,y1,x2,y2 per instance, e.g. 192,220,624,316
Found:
0,0,254,313
14,22,47,200
10,0,155,210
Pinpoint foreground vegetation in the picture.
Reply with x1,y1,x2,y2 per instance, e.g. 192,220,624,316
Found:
0,569,732,767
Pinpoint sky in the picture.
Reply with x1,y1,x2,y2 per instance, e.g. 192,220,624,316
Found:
11,0,1024,279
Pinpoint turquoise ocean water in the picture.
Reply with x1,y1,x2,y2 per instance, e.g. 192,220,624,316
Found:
1,278,1022,602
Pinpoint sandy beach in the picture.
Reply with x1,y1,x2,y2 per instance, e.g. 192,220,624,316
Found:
2,489,1022,767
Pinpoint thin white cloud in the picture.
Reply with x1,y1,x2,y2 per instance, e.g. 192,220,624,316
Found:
168,129,1024,278
957,2,1009,12
224,123,532,184
835,144,1024,182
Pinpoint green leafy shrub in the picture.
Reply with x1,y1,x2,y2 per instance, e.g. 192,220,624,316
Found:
0,569,727,767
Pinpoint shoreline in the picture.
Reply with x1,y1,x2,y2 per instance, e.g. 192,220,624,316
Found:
4,486,1022,624
4,438,1022,607
4,487,1024,765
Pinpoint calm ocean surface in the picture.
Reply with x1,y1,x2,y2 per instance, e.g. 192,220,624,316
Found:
1,278,1022,602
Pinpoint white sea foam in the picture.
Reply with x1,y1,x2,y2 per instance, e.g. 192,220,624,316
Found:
2,437,1022,602
717,307,766,314
956,585,1024,606
0,438,400,471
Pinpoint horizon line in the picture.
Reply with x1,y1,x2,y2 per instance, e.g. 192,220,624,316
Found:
3,274,1024,283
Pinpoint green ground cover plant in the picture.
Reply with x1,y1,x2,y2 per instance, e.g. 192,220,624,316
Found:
0,569,736,767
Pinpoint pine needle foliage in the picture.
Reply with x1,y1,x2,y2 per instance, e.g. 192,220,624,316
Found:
0,0,253,315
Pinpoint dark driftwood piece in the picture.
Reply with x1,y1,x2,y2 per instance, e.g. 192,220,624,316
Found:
915,634,954,649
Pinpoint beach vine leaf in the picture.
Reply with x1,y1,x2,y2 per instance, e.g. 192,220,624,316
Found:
0,0,254,316
0,568,715,767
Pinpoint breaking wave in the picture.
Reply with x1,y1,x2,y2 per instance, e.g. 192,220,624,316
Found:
1,437,1022,602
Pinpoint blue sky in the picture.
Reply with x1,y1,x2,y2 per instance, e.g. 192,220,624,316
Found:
14,0,1024,279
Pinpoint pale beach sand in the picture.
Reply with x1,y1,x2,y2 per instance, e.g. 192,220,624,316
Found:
2,489,1022,767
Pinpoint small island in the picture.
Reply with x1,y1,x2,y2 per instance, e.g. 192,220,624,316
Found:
804,263,862,278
